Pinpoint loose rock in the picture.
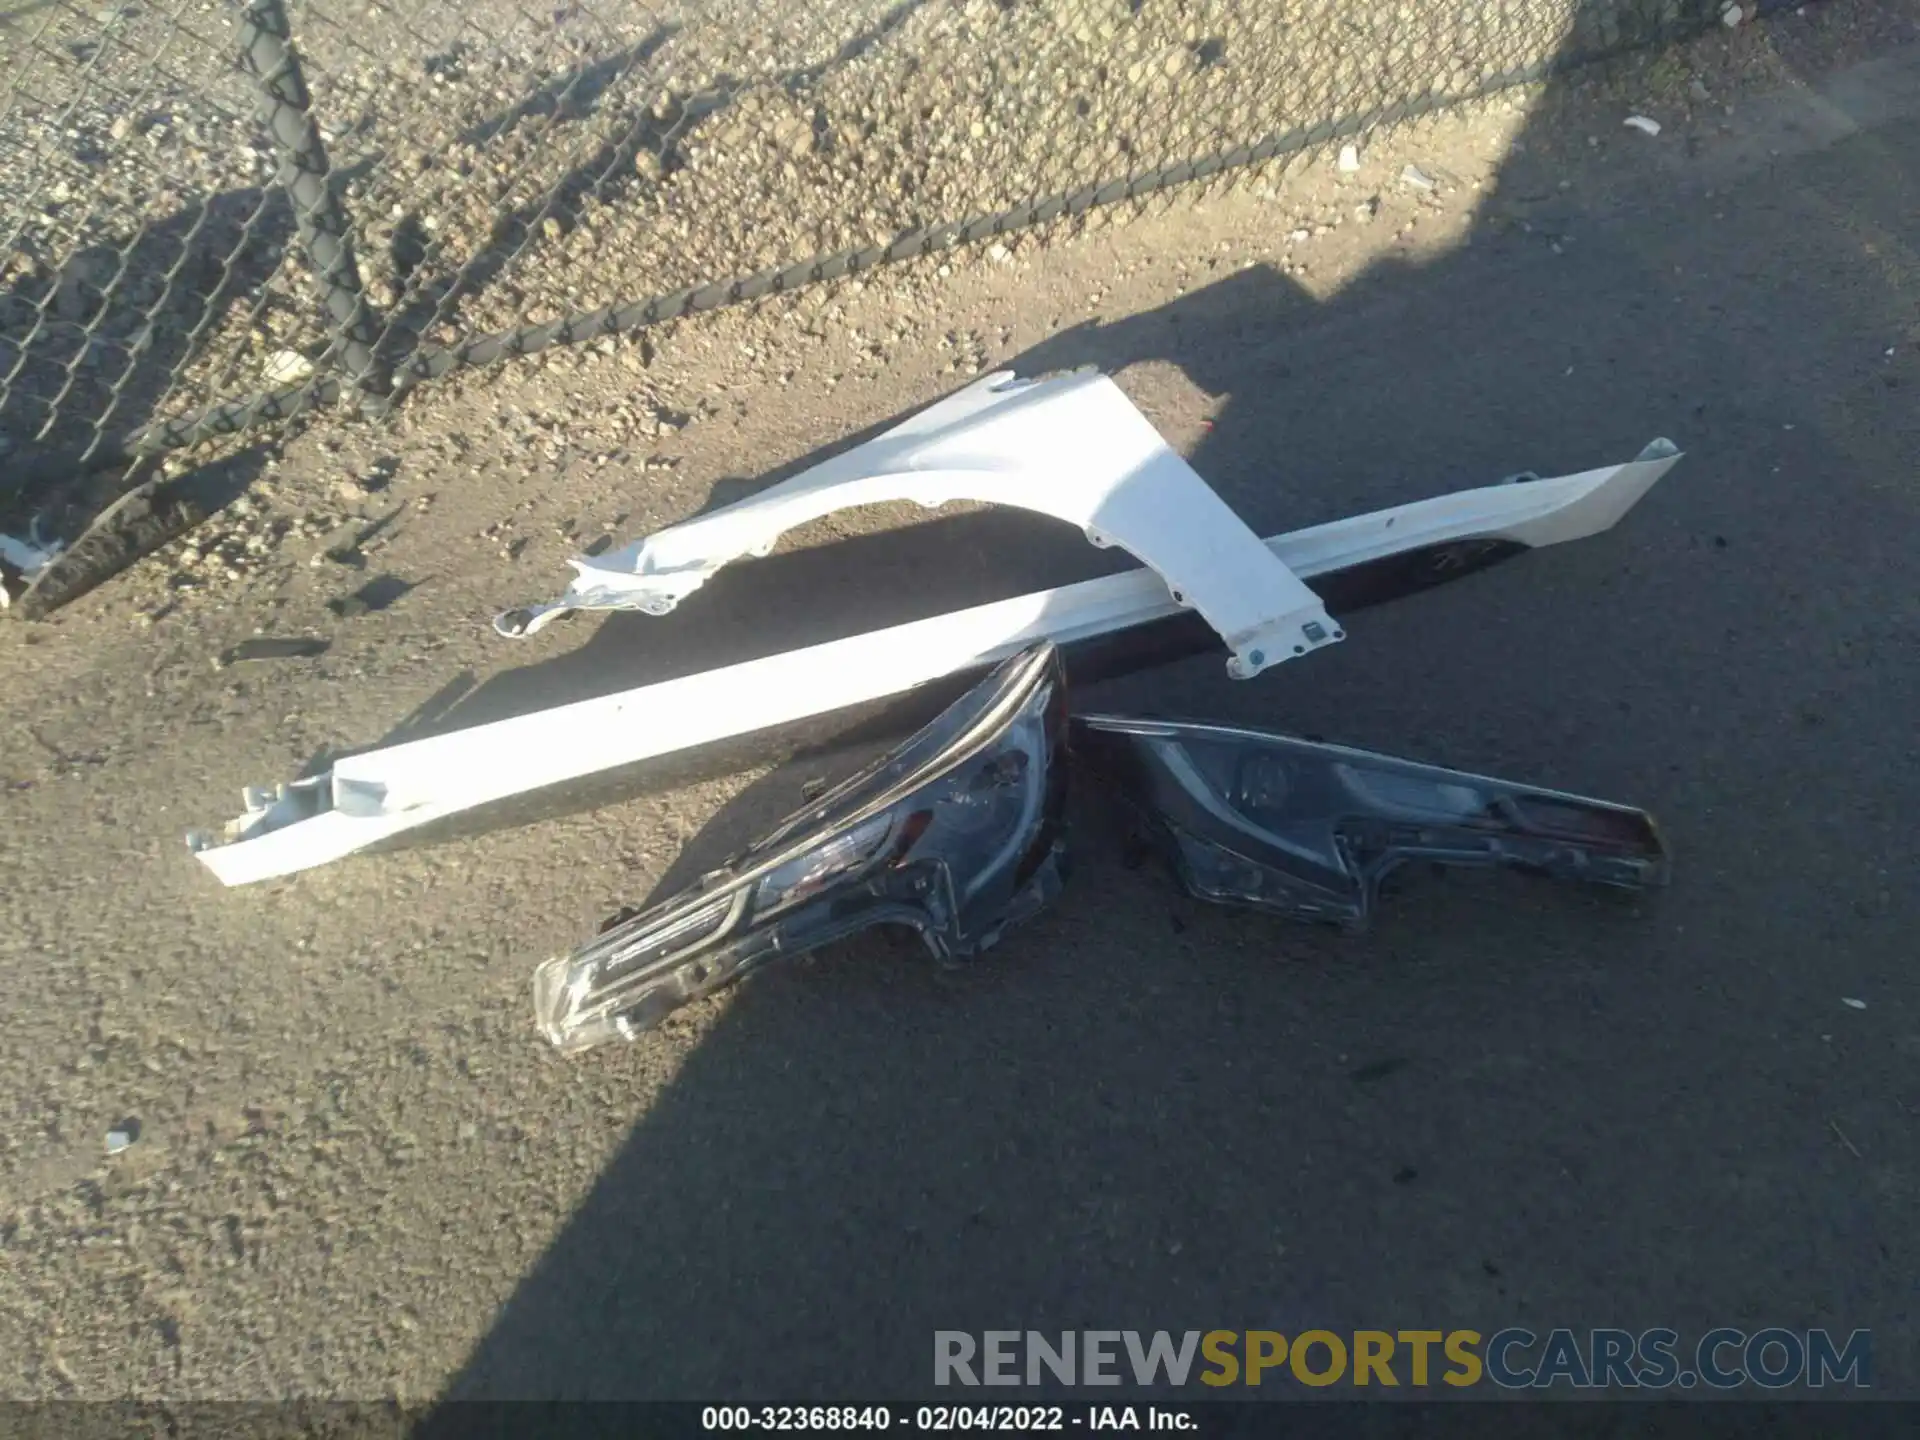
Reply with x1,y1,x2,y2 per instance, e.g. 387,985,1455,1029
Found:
263,350,314,386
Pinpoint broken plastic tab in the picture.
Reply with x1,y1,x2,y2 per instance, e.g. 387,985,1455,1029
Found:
496,370,1343,679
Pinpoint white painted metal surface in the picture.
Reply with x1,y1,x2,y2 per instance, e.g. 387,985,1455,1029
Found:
190,440,1679,887
497,370,1342,679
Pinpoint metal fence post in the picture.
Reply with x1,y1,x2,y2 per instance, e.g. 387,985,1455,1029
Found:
237,0,388,396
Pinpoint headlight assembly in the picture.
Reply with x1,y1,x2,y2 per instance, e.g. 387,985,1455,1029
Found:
1075,714,1669,930
535,643,1068,1052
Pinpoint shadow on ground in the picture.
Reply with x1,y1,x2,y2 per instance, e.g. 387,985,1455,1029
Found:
417,5,1920,1406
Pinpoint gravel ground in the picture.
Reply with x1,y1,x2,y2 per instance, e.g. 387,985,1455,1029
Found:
2,0,1919,1405
4,0,1736,489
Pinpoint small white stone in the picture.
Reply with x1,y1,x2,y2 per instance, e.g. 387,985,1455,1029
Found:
262,349,313,385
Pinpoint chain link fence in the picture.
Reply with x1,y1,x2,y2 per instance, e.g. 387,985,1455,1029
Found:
2,0,1739,609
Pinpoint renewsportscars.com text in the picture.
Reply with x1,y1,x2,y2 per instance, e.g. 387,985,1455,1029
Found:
933,1328,1871,1390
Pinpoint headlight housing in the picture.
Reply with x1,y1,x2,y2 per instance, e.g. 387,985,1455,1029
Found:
536,644,1068,1051
1074,714,1668,929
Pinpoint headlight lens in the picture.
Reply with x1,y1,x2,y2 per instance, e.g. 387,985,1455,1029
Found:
536,643,1068,1052
1074,715,1667,929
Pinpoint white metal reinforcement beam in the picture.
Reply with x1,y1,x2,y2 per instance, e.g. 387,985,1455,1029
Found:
189,440,1679,886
